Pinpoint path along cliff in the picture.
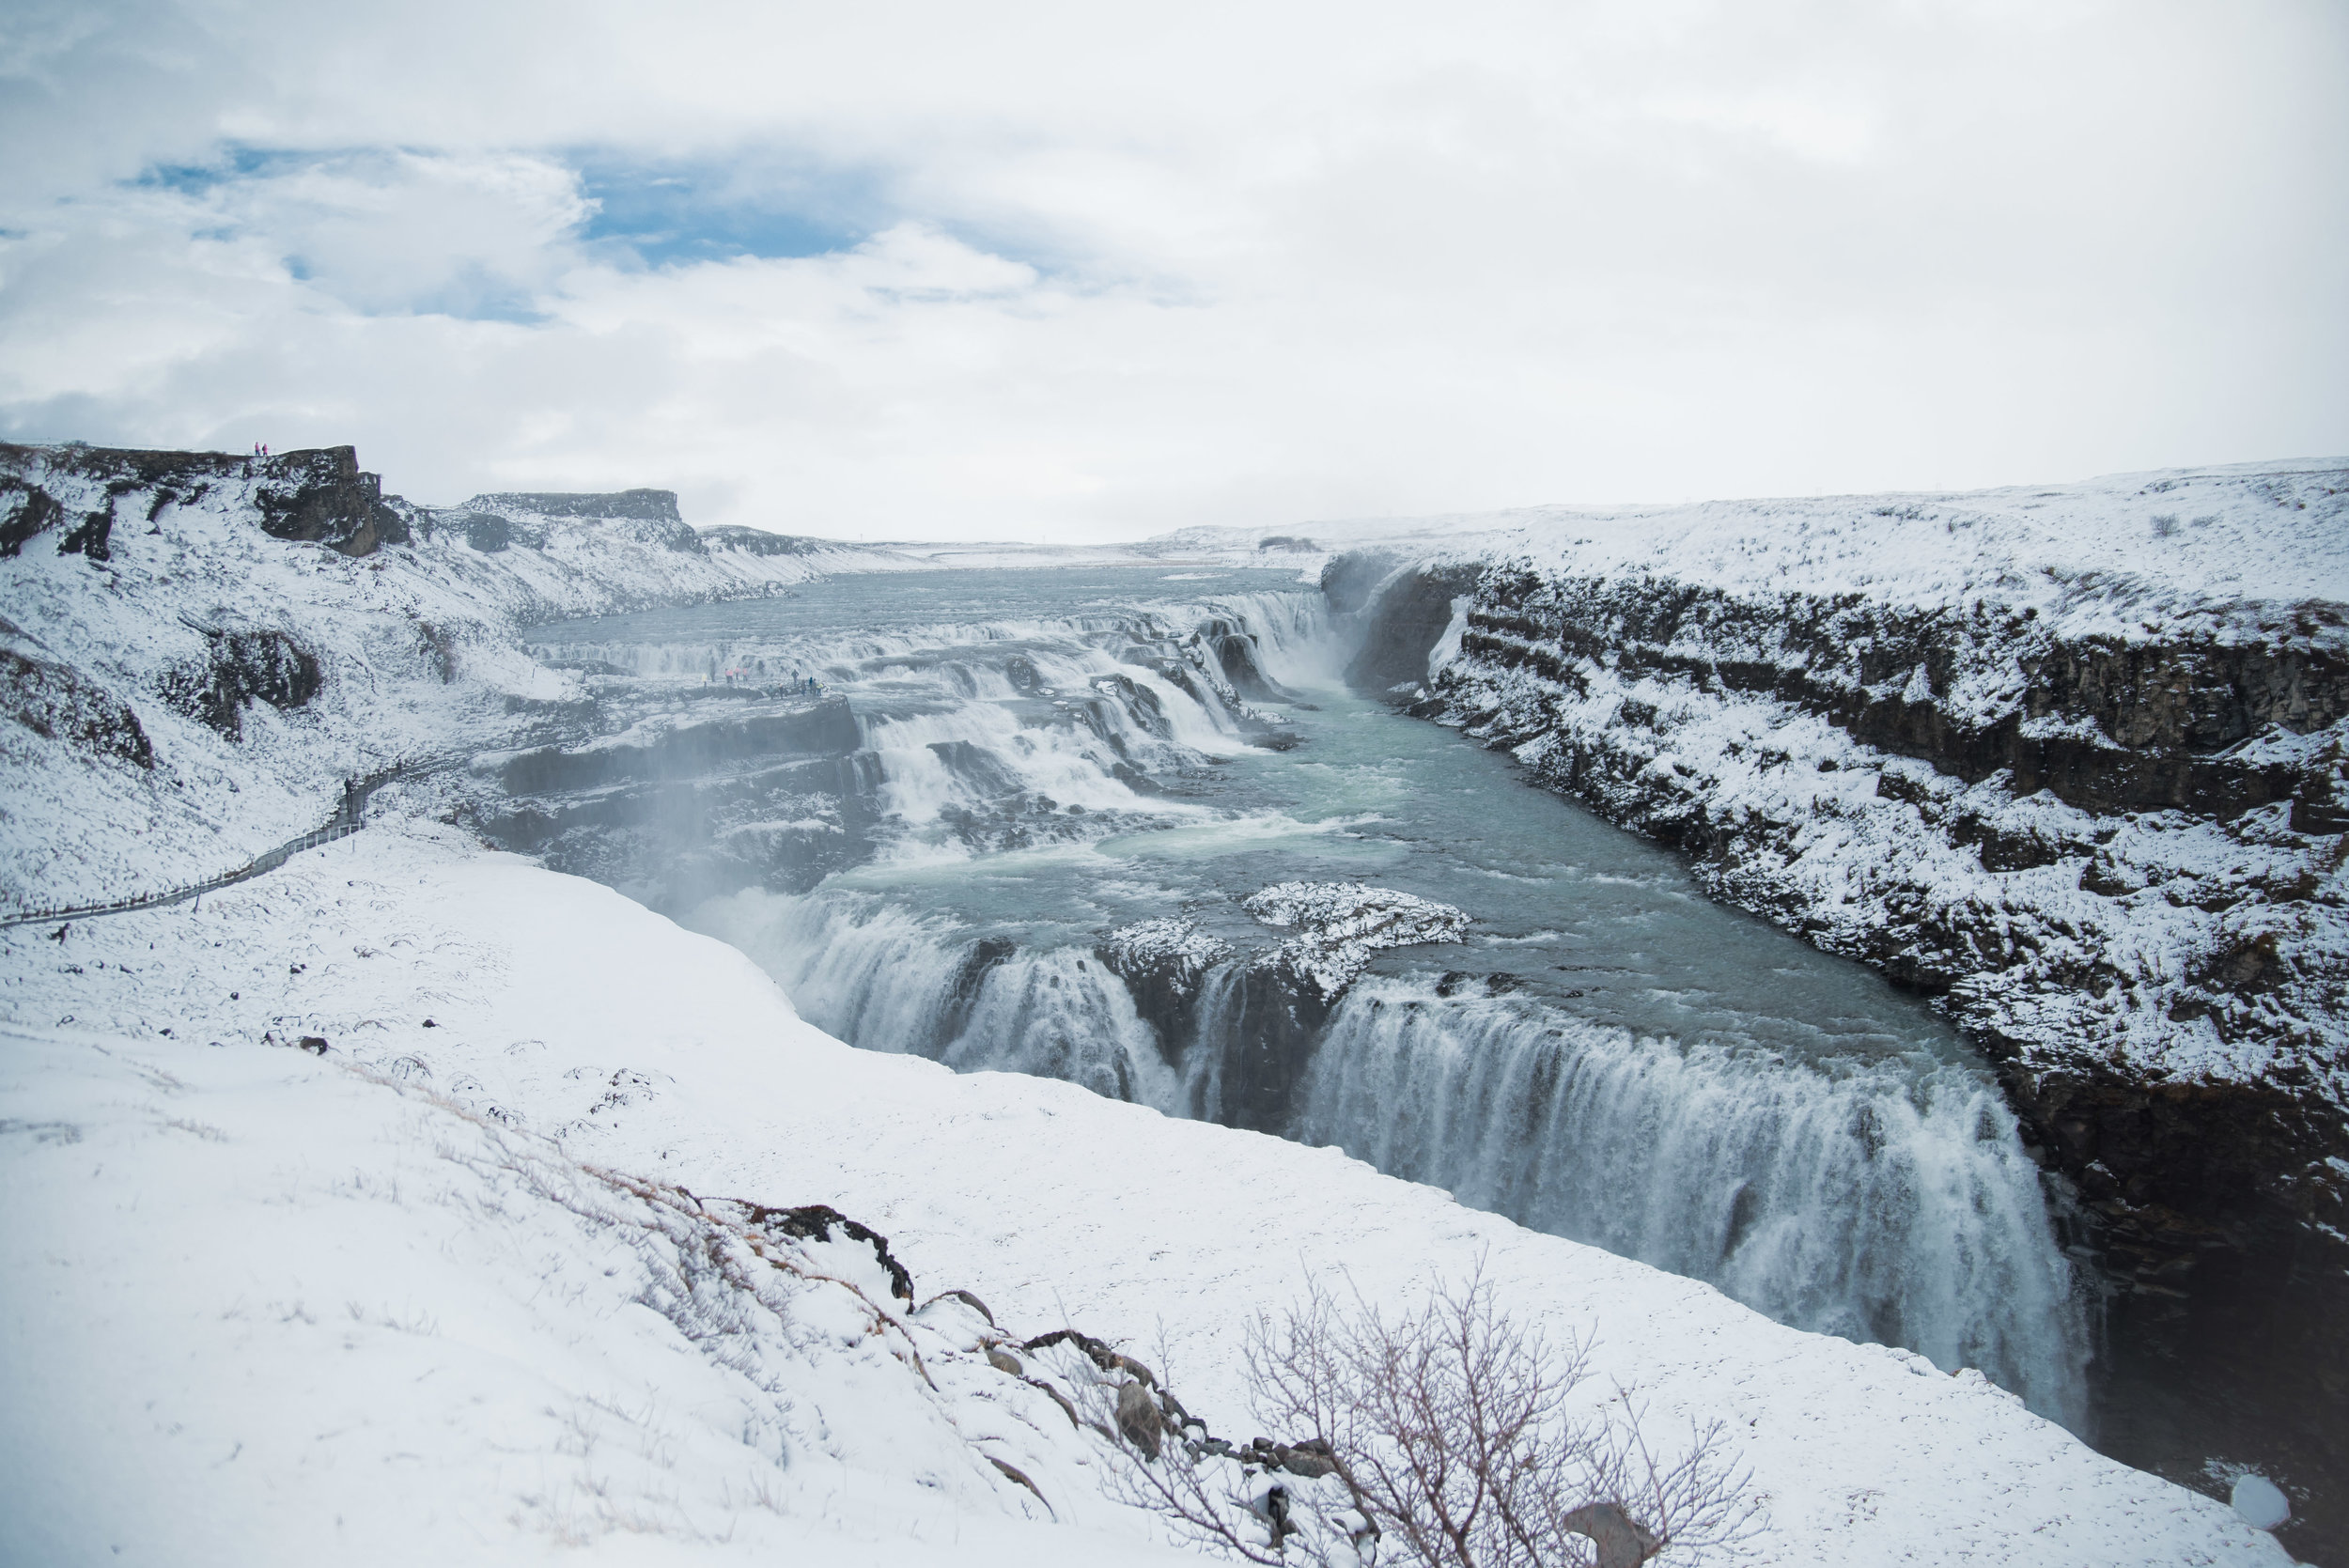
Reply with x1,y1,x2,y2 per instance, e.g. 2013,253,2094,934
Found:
1326,459,2349,1487
0,441,908,916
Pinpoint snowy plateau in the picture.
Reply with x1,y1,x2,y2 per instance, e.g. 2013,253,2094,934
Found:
0,440,2323,1566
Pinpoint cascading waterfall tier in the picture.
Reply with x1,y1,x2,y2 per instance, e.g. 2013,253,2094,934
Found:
527,565,2092,1434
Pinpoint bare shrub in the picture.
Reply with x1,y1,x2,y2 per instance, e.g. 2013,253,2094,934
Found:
1110,1262,1761,1567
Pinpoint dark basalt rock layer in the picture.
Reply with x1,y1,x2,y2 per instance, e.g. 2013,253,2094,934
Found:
1459,567,2347,820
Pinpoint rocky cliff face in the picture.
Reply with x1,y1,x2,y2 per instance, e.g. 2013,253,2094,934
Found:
1322,463,2349,1485
2,442,409,561
1371,559,2349,1254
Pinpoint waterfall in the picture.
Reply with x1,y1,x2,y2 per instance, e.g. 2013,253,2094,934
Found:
1289,976,2091,1427
693,890,1175,1108
593,573,2092,1436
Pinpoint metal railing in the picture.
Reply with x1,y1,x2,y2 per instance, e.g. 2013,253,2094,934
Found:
0,754,443,932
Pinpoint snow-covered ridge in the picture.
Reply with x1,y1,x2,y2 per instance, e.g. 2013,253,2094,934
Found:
1327,458,2349,633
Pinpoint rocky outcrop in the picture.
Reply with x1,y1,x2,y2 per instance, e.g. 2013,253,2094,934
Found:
1097,888,1471,1131
0,477,65,556
160,628,323,738
1241,882,1471,1001
699,524,827,556
465,489,701,553
0,442,408,558
1458,568,2347,819
1096,920,1234,1054
0,642,153,768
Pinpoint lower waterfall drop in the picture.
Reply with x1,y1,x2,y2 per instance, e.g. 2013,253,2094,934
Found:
1289,976,2091,1428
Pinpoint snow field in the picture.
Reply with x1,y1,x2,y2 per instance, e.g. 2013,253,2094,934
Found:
0,819,2295,1566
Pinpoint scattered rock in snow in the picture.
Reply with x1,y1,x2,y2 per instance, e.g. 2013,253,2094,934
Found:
1114,1379,1164,1459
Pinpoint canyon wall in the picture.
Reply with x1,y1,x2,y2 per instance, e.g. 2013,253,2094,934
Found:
1324,465,2349,1469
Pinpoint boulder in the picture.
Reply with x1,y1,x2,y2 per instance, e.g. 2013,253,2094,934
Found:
1114,1379,1164,1459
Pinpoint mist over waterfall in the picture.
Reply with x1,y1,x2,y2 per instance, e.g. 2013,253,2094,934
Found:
523,564,2092,1431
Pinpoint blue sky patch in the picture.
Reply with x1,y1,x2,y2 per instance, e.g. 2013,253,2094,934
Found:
572,151,883,266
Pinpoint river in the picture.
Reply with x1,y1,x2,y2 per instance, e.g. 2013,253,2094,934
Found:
521,563,2092,1431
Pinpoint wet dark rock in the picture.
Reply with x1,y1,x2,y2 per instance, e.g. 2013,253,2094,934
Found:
1343,563,1484,691
1199,616,1293,702
1435,970,1523,998
937,937,1019,1044
1320,551,1403,615
926,738,1024,799
1097,919,1234,1062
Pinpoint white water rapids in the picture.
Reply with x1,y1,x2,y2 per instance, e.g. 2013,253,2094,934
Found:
527,567,2092,1429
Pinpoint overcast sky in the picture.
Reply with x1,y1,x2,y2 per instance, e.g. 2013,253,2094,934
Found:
2,0,2342,542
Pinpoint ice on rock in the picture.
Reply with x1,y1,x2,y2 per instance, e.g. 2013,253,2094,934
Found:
1243,880,1471,999
1097,917,1235,984
2232,1474,2291,1531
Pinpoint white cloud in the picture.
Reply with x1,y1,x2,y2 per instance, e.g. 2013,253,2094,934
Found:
0,0,2341,540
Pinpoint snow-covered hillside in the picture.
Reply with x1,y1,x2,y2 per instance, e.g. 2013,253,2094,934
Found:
0,443,906,914
0,821,2294,1566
